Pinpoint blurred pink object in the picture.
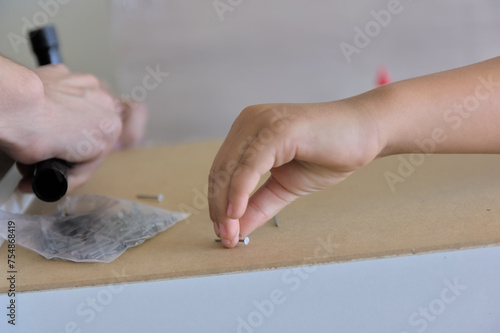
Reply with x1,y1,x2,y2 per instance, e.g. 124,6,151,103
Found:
376,65,392,86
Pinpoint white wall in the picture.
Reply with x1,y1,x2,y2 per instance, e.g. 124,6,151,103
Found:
0,1,116,89
1,1,500,144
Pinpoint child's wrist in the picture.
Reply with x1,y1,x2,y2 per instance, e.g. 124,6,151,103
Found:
341,90,389,163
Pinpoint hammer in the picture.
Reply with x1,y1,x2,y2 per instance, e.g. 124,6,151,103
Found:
28,25,70,202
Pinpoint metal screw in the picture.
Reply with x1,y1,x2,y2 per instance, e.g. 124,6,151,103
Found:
273,215,279,227
137,194,164,202
215,237,250,245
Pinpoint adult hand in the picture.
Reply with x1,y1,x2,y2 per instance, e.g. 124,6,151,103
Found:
0,63,124,193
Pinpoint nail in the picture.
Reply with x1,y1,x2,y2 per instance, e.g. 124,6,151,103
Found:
273,216,279,227
226,203,234,217
219,223,227,237
213,222,220,238
215,237,250,245
137,194,164,202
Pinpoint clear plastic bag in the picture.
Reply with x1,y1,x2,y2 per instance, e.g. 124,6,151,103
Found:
0,194,189,263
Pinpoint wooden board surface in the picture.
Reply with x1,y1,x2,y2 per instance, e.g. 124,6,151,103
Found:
1,141,500,293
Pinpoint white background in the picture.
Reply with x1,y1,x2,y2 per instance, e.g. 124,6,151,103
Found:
1,1,500,143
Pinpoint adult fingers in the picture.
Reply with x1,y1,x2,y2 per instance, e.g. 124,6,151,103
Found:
64,155,107,193
16,163,34,193
62,73,102,89
17,176,33,193
83,88,117,113
116,100,148,148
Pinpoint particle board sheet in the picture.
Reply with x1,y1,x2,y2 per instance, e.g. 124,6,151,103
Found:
1,141,500,293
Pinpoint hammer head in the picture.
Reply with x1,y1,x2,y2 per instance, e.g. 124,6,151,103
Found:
29,25,62,66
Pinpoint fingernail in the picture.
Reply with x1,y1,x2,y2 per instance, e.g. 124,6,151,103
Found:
213,222,220,238
226,203,234,217
219,223,227,237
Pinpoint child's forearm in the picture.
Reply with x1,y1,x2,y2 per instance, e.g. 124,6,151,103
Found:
351,57,500,157
209,56,500,247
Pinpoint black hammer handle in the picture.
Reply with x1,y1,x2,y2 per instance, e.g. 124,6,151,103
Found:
28,25,69,202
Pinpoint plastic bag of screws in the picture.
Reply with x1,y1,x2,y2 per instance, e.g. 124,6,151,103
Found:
0,194,189,263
